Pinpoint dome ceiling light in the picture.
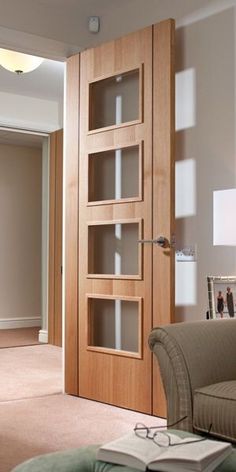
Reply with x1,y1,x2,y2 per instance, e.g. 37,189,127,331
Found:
0,48,44,75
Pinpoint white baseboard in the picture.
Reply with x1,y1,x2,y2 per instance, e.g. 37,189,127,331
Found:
38,329,48,343
0,316,41,330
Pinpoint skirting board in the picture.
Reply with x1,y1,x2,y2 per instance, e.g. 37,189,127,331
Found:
0,316,41,330
38,329,48,343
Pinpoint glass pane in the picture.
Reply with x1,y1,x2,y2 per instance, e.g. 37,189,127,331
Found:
89,69,139,130
88,145,139,202
88,223,139,276
89,298,139,352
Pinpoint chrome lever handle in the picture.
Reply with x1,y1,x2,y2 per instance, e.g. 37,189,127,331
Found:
138,239,157,244
138,236,170,248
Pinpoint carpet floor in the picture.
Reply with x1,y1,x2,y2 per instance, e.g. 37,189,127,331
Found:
0,328,41,349
0,394,166,472
0,344,166,472
0,345,62,402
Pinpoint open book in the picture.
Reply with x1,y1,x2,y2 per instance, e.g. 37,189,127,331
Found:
96,431,232,472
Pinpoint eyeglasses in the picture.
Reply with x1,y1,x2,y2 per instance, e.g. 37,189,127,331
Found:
134,417,212,448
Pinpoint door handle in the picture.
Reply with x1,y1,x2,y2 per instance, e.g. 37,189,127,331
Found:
138,236,170,248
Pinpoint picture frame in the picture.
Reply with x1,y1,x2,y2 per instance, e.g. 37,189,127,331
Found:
207,276,236,319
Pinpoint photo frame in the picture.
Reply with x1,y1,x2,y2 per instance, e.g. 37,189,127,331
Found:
207,276,236,319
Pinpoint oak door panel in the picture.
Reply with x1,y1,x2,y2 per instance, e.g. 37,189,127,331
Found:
78,27,153,413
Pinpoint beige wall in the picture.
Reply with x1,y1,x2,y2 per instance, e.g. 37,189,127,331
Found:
175,6,236,320
0,144,42,327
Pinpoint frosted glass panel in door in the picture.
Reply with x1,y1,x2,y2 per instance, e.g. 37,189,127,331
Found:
89,69,140,130
88,145,140,203
88,222,140,276
88,297,139,353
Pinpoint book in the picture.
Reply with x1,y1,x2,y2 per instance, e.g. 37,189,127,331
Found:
96,431,232,472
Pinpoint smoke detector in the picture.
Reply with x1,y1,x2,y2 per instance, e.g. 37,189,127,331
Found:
88,16,100,34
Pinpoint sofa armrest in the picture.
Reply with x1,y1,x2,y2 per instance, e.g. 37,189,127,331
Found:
149,319,236,432
149,327,193,431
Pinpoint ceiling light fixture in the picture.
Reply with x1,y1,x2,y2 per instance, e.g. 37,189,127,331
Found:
0,48,44,75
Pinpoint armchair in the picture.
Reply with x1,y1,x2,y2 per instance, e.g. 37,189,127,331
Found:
149,319,236,443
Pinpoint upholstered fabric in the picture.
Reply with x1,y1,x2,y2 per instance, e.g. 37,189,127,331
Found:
149,328,193,431
194,381,236,442
11,446,138,472
11,434,236,472
149,319,236,441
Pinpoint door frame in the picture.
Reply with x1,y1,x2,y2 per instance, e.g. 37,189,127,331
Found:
48,129,63,347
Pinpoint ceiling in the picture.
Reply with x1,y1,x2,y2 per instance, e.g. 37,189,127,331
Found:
0,0,229,102
0,0,232,146
0,0,228,59
0,58,64,101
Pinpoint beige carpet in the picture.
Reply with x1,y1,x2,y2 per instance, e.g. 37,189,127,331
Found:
0,344,166,472
0,394,166,472
0,328,41,348
0,345,62,401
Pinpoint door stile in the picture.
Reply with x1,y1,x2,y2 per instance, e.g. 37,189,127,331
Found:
152,19,175,417
64,54,80,395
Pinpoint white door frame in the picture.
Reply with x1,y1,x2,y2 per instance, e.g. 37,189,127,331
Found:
39,135,50,342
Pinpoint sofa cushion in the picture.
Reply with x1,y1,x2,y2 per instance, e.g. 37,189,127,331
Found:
11,445,142,472
193,380,236,443
11,435,236,472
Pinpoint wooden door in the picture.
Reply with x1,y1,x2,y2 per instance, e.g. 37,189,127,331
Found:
65,19,175,416
48,129,63,347
79,27,153,413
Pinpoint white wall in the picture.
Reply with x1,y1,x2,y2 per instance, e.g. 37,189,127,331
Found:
0,91,62,132
175,6,236,320
0,144,42,328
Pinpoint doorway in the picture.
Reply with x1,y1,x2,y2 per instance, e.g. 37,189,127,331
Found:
0,128,49,347
0,126,63,348
0,53,64,349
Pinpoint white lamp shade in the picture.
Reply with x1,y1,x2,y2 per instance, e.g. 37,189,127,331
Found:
0,48,43,74
213,189,236,245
